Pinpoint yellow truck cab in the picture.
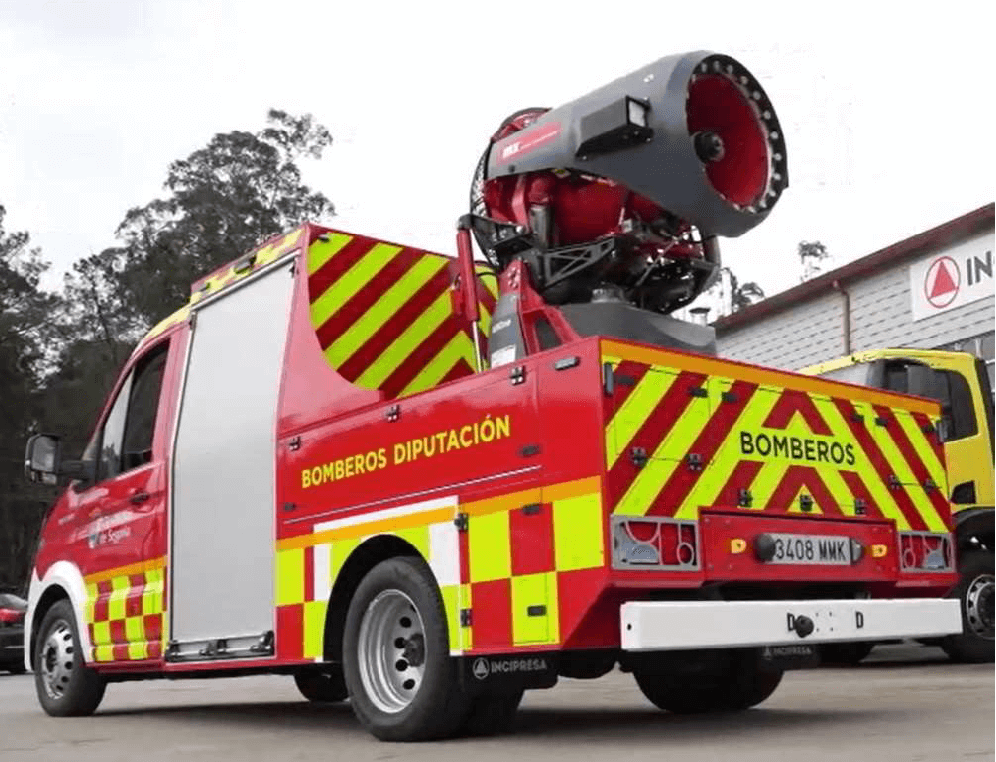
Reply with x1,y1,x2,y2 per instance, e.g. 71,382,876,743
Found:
801,348,994,662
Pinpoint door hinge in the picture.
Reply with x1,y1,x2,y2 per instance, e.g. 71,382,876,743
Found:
509,365,526,386
385,404,401,422
454,513,469,532
460,609,472,627
854,498,867,516
721,391,739,404
688,386,707,398
686,453,703,471
522,503,542,515
799,494,814,513
737,488,753,508
630,447,648,468
288,436,302,451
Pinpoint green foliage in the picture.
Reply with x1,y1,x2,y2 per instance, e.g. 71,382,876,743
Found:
798,240,830,282
0,109,335,591
723,266,766,313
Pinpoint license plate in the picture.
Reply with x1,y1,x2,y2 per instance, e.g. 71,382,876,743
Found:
767,533,852,565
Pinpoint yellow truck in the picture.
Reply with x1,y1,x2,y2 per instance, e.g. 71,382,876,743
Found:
801,348,994,662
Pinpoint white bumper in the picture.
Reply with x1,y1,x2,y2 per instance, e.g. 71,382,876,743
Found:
620,598,962,651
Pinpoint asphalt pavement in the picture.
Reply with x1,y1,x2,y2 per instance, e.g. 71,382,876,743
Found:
1,645,992,762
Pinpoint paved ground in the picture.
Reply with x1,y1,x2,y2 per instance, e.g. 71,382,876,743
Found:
0,645,992,762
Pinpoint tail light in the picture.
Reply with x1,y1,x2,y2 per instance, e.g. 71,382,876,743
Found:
899,531,955,573
0,608,24,625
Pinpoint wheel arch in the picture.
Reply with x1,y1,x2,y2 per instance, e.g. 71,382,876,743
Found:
27,561,90,670
321,534,425,664
954,508,995,556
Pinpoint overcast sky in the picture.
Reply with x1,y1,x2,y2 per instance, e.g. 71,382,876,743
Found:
1,0,992,306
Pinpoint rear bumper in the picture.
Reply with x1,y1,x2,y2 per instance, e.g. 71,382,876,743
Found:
620,598,962,651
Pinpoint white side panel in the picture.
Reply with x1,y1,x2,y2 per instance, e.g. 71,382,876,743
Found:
620,598,962,651
171,263,294,643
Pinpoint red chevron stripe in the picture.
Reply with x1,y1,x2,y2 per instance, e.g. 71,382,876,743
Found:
910,411,945,466
872,405,950,524
606,370,707,511
713,459,764,509
314,248,425,349
839,470,885,521
649,380,758,516
380,318,467,399
765,465,846,517
831,399,927,530
762,389,833,435
335,267,452,382
605,361,652,420
307,236,384,302
439,357,476,386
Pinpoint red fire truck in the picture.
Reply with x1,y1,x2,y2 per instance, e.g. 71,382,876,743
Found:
23,51,962,741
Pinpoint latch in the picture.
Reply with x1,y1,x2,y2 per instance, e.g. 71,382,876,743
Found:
454,513,469,532
686,453,703,471
874,416,888,427
460,609,473,627
737,488,753,508
519,444,541,457
553,356,579,370
509,365,526,386
799,494,814,513
854,498,867,516
888,474,901,489
923,478,937,492
288,436,302,451
385,404,401,422
687,386,708,398
630,447,649,468
721,391,739,404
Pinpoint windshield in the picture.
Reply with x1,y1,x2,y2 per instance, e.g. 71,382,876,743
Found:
977,358,995,458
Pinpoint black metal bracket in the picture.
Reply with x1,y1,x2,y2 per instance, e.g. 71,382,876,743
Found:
721,391,739,404
519,444,541,458
460,609,473,627
510,366,526,386
526,605,547,617
688,386,708,398
454,513,469,532
522,503,542,515
799,494,814,513
854,498,867,516
874,417,888,427
737,488,753,508
630,447,649,468
386,404,401,422
686,453,703,471
554,356,580,370
288,436,302,451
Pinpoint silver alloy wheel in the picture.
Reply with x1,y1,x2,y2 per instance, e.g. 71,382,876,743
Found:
964,573,995,639
357,590,427,713
40,621,76,700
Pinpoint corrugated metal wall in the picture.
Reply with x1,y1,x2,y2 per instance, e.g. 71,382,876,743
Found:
717,242,995,372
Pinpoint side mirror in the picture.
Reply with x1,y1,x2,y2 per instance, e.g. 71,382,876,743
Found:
24,434,62,485
24,434,94,486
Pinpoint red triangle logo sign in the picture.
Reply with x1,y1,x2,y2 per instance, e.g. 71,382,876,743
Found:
929,260,957,298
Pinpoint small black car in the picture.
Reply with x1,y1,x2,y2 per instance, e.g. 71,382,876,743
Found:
0,592,27,674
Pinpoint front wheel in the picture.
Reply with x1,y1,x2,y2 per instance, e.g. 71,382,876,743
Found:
342,556,467,741
941,550,994,663
634,649,783,714
33,600,106,716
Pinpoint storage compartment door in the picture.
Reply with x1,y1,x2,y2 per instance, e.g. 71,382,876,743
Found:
170,262,295,655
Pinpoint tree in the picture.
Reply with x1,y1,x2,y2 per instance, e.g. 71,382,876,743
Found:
723,266,766,313
106,109,335,331
798,240,830,282
0,206,57,591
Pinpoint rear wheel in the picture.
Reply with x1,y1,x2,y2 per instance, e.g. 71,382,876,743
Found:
342,556,467,741
294,668,348,703
633,649,782,714
941,550,994,663
33,600,106,716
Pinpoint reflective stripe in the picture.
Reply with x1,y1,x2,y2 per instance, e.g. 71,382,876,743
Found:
468,511,512,583
323,254,448,368
606,367,676,469
303,600,327,660
307,232,353,275
869,415,946,531
310,242,401,330
511,572,559,645
399,332,476,397
553,493,604,571
354,290,454,390
275,548,305,606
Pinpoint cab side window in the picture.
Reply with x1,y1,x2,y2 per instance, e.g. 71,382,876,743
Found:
884,361,978,442
93,342,170,482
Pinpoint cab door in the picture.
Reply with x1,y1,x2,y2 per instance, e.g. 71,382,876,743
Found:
70,339,173,663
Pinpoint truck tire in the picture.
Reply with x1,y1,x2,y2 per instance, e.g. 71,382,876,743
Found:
819,641,875,666
941,550,994,663
33,600,106,716
342,556,467,741
633,650,783,714
459,690,523,736
294,668,348,703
